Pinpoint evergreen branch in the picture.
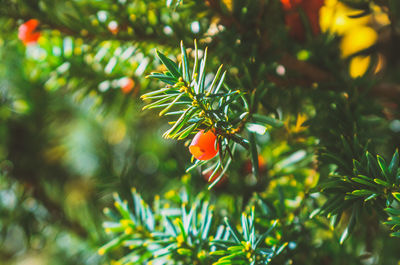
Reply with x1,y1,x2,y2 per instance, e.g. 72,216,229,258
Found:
142,41,283,186
314,150,400,242
99,187,284,264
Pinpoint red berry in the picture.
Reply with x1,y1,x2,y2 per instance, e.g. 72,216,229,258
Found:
18,19,40,45
120,78,135,94
243,155,267,175
203,170,227,188
281,0,302,10
108,21,119,35
189,130,219,160
280,0,324,40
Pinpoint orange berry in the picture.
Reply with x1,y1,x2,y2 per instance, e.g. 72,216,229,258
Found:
108,21,119,35
189,130,219,160
281,0,302,10
203,170,227,188
120,77,135,94
280,0,324,40
243,155,267,175
18,19,40,46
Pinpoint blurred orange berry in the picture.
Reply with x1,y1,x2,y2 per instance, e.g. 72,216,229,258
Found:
18,19,40,46
108,21,119,35
120,77,135,94
189,130,219,160
203,170,227,188
281,0,324,40
281,0,302,10
243,155,267,175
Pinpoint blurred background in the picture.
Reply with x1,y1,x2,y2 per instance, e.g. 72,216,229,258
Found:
1,0,400,264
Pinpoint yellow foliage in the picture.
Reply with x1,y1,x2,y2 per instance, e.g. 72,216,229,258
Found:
349,55,371,78
319,0,388,78
340,26,377,58
221,0,233,12
320,0,370,35
371,4,390,26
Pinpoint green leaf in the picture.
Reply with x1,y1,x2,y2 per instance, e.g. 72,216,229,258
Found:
330,212,343,228
392,192,400,202
321,153,351,172
353,160,364,175
227,246,244,252
309,208,321,219
275,242,288,255
241,213,250,241
319,196,345,215
373,178,390,187
180,41,190,82
340,135,353,158
177,248,192,256
340,204,358,244
224,217,244,243
210,250,229,256
159,93,184,116
356,174,372,181
163,216,178,236
252,114,283,128
141,87,176,99
197,48,208,93
147,73,177,85
351,177,377,188
192,39,199,81
385,207,400,216
208,154,233,190
208,64,224,94
319,179,347,190
385,216,400,225
146,101,191,110
377,155,392,182
255,220,277,248
201,206,213,240
249,132,259,178
98,234,130,255
389,149,399,180
156,50,181,79
177,123,198,140
163,107,197,138
174,218,188,242
218,251,245,261
113,194,131,220
364,193,379,202
351,189,374,196
142,94,177,110
206,162,222,182
186,159,209,172
246,123,268,135
366,152,380,178
212,70,227,95
214,259,242,265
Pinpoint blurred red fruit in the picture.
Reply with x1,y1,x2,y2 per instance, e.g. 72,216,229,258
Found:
280,0,324,40
281,0,302,9
108,21,119,35
243,155,267,175
18,19,40,46
189,130,219,160
203,170,227,188
120,78,135,94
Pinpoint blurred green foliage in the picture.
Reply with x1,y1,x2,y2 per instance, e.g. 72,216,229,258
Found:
1,0,400,264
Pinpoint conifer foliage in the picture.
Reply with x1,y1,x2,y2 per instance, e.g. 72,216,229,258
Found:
1,0,400,264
